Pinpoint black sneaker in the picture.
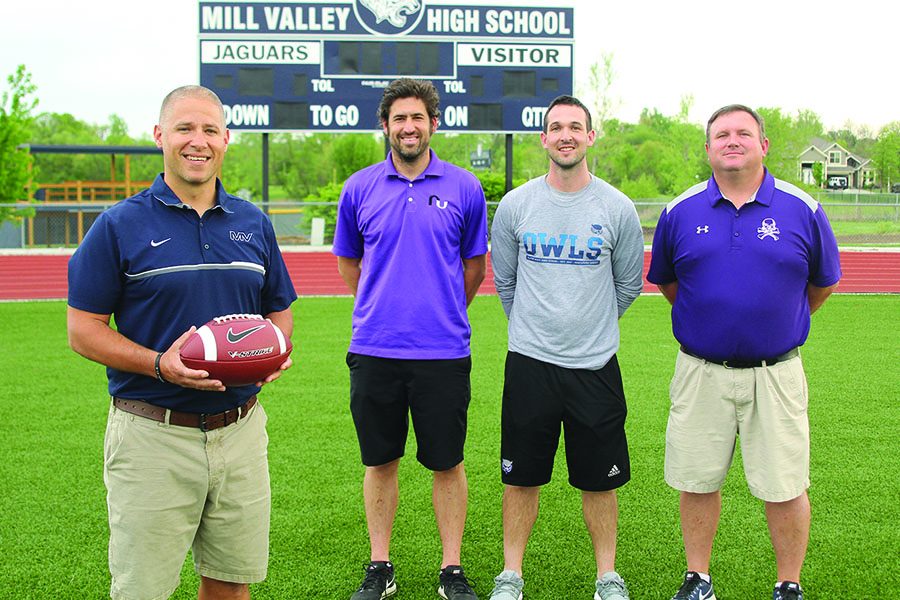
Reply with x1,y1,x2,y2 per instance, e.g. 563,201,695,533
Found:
438,565,478,600
671,571,716,600
350,561,397,600
773,581,803,600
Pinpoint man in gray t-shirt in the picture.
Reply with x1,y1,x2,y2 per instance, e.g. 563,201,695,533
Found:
487,95,643,600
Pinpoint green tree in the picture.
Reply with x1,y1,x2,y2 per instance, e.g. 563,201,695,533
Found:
578,52,620,137
331,133,382,181
0,65,38,222
756,107,823,183
871,122,900,190
812,162,824,187
220,132,262,198
279,133,347,199
301,180,343,242
592,110,707,198
29,112,163,184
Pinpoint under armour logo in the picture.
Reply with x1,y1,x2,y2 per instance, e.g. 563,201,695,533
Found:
757,218,780,241
428,195,448,210
696,225,709,234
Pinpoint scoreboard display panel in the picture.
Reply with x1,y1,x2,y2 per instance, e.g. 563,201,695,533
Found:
199,1,574,133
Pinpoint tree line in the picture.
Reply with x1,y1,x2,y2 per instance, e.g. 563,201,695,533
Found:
2,64,899,226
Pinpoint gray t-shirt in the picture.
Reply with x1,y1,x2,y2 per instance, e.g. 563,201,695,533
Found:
490,175,644,369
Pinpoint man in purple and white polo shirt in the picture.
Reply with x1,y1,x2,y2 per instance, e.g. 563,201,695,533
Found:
333,78,487,600
648,105,841,600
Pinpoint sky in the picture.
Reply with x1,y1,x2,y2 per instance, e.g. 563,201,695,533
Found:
1,0,896,139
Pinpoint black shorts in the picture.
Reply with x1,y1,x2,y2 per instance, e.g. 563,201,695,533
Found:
347,352,472,471
500,351,630,491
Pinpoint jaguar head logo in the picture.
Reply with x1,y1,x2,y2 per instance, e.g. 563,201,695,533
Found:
357,0,422,33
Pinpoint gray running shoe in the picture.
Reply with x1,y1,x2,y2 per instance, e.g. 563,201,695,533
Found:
594,572,629,600
671,572,716,600
489,570,524,600
350,561,397,600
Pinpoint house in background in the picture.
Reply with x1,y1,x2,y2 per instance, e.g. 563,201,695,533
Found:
798,138,877,189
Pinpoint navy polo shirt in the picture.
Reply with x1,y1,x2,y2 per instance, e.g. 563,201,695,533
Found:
68,174,297,412
333,150,488,359
647,170,841,361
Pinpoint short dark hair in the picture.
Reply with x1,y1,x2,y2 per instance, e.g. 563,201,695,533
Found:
543,95,592,132
377,78,441,125
706,104,766,144
159,85,225,127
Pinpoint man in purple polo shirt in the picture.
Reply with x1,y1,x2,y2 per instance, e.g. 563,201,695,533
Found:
333,78,488,600
647,105,841,600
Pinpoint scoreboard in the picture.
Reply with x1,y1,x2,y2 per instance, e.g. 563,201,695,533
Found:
198,1,574,133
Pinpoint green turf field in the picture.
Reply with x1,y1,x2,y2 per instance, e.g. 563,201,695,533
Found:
1,295,898,599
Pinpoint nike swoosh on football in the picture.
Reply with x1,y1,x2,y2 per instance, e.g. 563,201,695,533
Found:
150,238,172,247
227,325,267,343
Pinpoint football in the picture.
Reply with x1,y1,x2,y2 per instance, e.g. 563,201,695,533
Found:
179,314,292,386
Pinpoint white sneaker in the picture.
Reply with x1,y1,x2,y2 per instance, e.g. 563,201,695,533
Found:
594,571,629,600
489,570,524,600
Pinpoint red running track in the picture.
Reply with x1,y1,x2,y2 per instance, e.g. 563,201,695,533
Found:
1,250,898,301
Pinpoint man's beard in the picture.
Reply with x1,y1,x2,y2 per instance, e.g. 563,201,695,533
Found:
548,150,584,170
389,130,431,163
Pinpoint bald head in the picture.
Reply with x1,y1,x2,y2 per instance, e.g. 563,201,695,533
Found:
159,85,225,128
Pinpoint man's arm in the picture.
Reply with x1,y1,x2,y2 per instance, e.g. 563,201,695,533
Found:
489,200,519,318
610,203,645,317
463,255,486,307
808,282,837,314
66,305,225,391
657,282,678,306
337,256,362,296
256,306,295,385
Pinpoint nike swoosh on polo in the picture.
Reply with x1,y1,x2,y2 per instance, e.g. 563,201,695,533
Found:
227,325,267,343
150,238,172,247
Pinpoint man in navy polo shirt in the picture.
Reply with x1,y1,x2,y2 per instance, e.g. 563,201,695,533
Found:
67,85,296,600
647,105,841,600
333,78,487,600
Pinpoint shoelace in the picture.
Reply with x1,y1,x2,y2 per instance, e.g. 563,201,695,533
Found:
491,577,521,595
673,575,704,599
359,564,391,591
443,571,476,593
597,578,628,599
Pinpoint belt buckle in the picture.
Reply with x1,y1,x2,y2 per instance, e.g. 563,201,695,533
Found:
200,413,210,432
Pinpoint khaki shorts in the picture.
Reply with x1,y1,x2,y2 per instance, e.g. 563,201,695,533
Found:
104,400,270,600
665,350,809,502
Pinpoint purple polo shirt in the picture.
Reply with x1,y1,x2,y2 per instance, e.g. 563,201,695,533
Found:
647,170,841,361
333,150,488,359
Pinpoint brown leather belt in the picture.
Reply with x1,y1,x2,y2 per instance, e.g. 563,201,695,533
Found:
112,396,257,431
680,346,800,369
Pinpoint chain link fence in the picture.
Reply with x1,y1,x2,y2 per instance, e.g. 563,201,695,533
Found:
3,192,899,248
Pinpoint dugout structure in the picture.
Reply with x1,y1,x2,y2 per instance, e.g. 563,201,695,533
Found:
15,144,160,247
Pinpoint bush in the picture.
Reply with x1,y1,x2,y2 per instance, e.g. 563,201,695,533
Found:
301,181,343,242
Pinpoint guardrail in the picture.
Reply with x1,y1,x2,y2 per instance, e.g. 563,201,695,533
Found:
4,197,899,248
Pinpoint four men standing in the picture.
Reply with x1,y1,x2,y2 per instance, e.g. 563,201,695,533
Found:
68,82,841,600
